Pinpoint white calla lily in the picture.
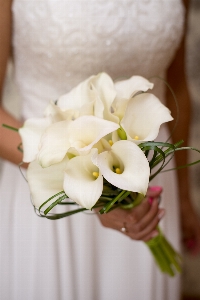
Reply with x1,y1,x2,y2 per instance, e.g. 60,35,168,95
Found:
19,117,52,163
121,93,173,144
91,73,118,123
27,156,69,209
37,120,71,167
38,115,119,168
93,140,150,195
112,76,154,120
68,116,119,153
114,75,154,100
63,149,103,209
57,76,95,111
112,98,129,121
57,75,105,120
44,101,79,122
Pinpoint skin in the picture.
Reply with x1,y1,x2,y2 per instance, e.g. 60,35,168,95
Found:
0,0,199,247
97,188,164,242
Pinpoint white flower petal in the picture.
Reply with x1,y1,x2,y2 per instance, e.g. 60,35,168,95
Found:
111,130,120,143
27,156,69,209
114,75,154,100
94,140,150,195
121,93,173,144
63,149,103,209
44,101,78,122
91,73,118,123
57,76,95,110
19,117,52,163
112,98,129,120
54,75,105,119
38,116,119,167
68,116,119,154
38,120,71,167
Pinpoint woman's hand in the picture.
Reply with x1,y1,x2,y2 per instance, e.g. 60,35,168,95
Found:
97,186,164,242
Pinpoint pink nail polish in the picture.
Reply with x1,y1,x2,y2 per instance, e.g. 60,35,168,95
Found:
148,197,153,205
149,186,162,192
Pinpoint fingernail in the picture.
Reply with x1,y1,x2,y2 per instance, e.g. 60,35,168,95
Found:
151,231,159,238
148,197,153,205
149,186,162,192
158,210,165,220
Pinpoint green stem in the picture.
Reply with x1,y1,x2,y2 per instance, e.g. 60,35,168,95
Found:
146,230,181,276
2,124,19,132
161,237,182,272
150,243,174,275
99,190,130,214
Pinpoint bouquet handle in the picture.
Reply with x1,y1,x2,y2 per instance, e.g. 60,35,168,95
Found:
146,228,182,276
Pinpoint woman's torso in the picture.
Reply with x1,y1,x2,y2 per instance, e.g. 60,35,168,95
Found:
12,0,185,119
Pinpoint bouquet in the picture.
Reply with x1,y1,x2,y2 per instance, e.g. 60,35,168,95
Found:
3,73,200,276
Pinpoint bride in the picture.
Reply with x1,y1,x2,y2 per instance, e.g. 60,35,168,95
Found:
0,0,200,299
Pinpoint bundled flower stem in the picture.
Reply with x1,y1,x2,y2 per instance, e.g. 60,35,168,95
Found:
146,229,182,276
98,186,181,277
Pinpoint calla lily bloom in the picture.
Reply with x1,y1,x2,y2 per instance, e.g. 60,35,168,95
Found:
112,75,154,121
114,75,154,100
44,101,80,122
19,117,52,163
63,149,103,209
91,73,118,123
27,156,69,209
121,93,173,144
57,76,95,111
93,140,150,195
57,75,105,120
38,115,119,168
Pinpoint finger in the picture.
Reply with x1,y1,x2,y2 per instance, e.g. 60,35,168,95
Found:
142,230,160,242
132,199,160,232
126,199,151,224
128,208,165,241
98,207,129,230
147,186,162,199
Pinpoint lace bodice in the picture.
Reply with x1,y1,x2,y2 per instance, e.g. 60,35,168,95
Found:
12,0,185,119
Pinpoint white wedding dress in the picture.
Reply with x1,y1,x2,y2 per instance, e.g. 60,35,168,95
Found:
0,1,185,299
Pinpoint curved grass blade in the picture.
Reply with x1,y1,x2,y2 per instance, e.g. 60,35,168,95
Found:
99,190,130,214
44,195,67,215
149,147,166,181
18,162,28,182
151,140,183,168
42,207,88,220
17,143,23,153
139,141,175,172
39,191,66,214
2,124,19,132
139,141,176,150
161,146,200,172
58,202,78,205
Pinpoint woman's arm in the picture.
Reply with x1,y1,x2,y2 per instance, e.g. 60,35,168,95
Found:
0,0,23,165
166,0,200,254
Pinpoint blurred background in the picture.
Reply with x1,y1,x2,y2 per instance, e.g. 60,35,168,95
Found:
0,0,200,299
182,0,200,299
